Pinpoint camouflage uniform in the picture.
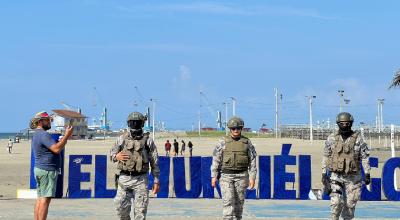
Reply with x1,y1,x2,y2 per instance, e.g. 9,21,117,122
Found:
322,132,370,220
211,136,257,220
110,131,160,220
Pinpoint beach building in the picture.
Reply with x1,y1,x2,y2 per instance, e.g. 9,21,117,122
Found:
52,109,88,139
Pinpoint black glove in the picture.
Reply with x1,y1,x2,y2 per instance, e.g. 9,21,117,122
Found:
322,173,329,183
114,174,120,189
364,173,371,185
321,173,331,195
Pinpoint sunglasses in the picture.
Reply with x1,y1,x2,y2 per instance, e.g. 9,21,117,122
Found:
230,127,242,131
128,120,144,129
41,118,53,123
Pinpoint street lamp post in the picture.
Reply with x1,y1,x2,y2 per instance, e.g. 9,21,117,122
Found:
377,98,385,132
149,98,156,140
338,90,344,112
230,97,236,116
307,96,317,144
223,102,228,135
199,91,202,136
198,110,201,136
342,99,351,112
275,88,282,138
275,88,279,138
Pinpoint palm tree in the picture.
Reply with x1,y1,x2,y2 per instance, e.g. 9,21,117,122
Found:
390,69,400,88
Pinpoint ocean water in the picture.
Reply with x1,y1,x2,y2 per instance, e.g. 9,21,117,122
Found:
0,133,18,139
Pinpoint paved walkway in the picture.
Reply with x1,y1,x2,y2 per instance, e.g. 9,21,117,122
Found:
1,198,400,219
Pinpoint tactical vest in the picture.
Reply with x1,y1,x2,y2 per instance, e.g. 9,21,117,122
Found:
329,132,360,174
221,136,250,172
117,132,150,173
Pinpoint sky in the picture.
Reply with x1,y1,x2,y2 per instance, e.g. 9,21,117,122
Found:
1,0,400,132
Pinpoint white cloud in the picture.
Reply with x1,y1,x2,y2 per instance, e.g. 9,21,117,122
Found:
172,65,195,101
114,2,341,20
262,6,340,20
44,43,198,53
180,65,191,82
115,2,248,15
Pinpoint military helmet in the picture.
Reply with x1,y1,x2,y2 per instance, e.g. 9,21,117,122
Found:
227,116,244,129
336,112,354,123
127,112,146,122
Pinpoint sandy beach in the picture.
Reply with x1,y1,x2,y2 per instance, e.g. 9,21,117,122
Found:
1,134,399,219
0,134,397,199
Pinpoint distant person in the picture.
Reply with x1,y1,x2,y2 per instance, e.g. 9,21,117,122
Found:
180,140,186,156
188,141,193,157
7,138,13,154
173,139,179,156
165,140,171,156
30,111,73,220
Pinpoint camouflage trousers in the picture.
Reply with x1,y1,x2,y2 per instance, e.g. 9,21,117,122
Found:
329,172,362,220
220,172,249,220
114,173,149,220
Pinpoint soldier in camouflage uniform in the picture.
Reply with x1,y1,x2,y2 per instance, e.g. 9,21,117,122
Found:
322,112,371,220
110,112,160,220
211,116,257,220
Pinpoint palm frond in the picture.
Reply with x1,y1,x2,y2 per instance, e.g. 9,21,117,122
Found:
389,70,400,89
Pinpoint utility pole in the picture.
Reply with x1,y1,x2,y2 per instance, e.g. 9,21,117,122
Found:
344,99,351,111
223,102,228,135
198,110,201,136
280,93,282,138
230,97,236,116
199,91,202,136
275,88,278,138
377,98,384,145
307,95,317,144
377,100,381,132
377,99,385,132
380,99,385,131
150,99,156,140
338,90,344,112
391,124,398,190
